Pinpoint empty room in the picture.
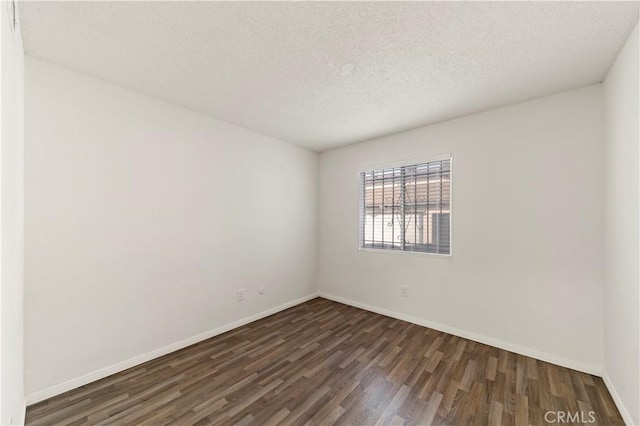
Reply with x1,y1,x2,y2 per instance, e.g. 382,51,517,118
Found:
1,1,639,425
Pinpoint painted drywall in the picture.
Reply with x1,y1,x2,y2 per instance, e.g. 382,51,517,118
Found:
24,57,318,398
603,22,640,426
318,85,605,373
0,2,25,424
18,2,640,151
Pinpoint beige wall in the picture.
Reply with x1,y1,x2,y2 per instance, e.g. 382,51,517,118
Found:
319,85,605,373
603,22,640,426
24,57,318,400
1,2,25,424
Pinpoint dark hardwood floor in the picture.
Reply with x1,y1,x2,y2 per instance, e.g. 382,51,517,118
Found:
26,298,623,425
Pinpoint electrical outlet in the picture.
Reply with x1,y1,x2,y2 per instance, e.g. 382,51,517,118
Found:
401,286,409,297
237,289,245,301
259,287,265,295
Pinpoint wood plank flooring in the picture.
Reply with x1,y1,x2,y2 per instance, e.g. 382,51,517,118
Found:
26,298,623,425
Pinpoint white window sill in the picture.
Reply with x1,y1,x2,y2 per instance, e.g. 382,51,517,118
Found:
358,247,453,259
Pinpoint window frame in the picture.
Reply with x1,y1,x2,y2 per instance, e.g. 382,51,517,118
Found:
357,153,453,258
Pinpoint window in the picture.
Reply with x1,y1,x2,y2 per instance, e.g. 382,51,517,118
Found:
360,157,451,255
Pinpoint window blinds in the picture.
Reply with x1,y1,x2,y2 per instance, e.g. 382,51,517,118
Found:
360,158,451,255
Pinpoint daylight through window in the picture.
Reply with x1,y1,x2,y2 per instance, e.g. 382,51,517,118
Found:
360,158,451,255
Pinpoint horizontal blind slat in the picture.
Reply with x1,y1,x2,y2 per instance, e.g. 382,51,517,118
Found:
360,158,451,255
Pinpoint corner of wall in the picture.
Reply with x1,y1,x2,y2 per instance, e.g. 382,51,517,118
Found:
602,19,640,426
1,0,26,424
25,292,319,405
603,374,635,426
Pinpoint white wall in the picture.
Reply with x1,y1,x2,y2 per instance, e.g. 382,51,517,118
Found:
318,85,605,373
603,22,640,426
0,2,25,424
24,57,318,399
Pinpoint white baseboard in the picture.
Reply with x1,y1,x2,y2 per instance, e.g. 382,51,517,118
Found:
25,293,319,406
603,373,636,426
318,292,602,377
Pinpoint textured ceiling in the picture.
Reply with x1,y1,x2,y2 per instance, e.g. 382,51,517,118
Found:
20,1,639,151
